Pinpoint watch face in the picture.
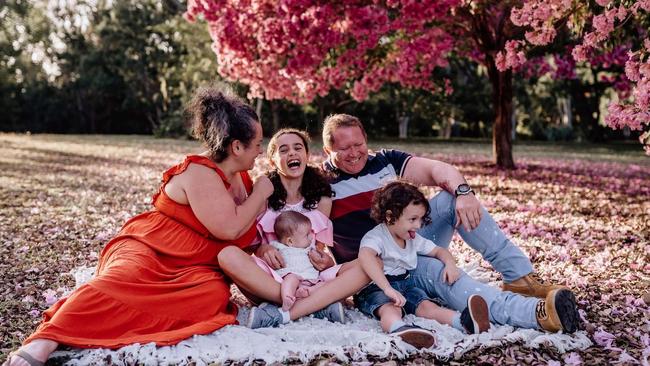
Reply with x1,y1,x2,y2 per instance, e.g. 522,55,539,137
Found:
457,184,470,193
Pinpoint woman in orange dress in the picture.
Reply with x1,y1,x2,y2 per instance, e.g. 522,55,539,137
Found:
5,87,370,366
4,87,274,366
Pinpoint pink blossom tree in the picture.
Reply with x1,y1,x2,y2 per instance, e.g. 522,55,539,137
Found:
500,0,650,154
520,44,634,141
186,0,649,168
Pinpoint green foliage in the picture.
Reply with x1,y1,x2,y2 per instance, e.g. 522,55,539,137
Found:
0,0,217,136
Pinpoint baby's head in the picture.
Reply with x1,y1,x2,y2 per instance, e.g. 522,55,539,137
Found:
371,180,433,240
274,211,313,248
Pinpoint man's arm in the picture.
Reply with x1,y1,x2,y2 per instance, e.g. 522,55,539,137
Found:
402,156,482,231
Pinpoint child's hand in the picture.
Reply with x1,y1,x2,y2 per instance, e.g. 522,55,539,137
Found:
442,265,461,284
384,287,406,307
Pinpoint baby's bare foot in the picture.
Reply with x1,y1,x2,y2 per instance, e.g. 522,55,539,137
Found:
295,287,310,299
281,294,296,311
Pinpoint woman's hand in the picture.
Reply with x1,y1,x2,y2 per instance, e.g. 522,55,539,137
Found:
255,244,285,269
383,287,406,307
442,264,461,284
308,247,335,271
253,175,274,199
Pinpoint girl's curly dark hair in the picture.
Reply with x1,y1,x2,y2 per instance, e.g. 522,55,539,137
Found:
370,180,432,226
266,129,333,211
268,165,333,211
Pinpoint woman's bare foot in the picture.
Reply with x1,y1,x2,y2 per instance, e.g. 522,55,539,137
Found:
3,339,58,366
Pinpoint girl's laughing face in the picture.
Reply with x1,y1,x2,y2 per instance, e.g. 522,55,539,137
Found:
271,133,308,179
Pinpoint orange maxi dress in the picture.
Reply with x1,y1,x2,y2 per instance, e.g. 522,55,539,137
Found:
24,155,258,349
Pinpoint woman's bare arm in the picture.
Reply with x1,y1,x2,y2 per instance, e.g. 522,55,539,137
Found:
179,163,273,240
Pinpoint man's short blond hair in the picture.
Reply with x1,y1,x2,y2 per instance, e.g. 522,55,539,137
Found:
322,114,367,149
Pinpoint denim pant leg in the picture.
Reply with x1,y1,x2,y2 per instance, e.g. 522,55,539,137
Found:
418,191,534,283
411,255,540,329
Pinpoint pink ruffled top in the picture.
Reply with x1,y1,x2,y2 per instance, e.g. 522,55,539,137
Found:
256,200,334,246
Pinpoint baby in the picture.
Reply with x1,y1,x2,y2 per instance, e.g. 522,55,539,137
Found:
271,210,327,310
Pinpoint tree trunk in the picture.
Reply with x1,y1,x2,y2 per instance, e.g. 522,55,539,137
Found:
256,98,263,120
558,95,572,127
398,115,409,139
487,62,515,169
317,97,325,126
271,100,280,132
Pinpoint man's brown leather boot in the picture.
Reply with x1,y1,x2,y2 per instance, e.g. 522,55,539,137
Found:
503,273,567,298
536,289,580,333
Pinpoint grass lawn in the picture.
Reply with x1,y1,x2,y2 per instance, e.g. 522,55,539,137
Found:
1,133,648,365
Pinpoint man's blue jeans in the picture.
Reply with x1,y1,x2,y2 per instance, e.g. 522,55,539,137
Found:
415,191,540,328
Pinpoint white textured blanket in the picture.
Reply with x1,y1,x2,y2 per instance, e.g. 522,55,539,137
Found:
50,263,592,365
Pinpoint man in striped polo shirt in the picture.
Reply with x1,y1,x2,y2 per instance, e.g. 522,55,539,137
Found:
321,114,579,333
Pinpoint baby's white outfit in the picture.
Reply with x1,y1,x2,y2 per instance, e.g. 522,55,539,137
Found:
270,240,319,280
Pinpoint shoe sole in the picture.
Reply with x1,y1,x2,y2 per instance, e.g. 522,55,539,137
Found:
468,295,490,333
394,329,436,349
553,289,579,333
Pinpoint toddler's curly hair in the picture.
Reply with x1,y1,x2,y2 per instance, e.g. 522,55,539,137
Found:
370,180,432,226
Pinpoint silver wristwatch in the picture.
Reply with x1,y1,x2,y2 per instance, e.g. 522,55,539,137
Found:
454,183,474,197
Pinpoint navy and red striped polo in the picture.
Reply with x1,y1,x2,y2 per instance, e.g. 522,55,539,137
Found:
323,149,412,263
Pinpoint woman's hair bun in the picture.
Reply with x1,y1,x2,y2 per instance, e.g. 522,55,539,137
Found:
187,84,259,162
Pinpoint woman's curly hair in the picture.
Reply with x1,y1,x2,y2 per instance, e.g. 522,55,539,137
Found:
370,180,432,226
186,85,259,162
266,129,333,211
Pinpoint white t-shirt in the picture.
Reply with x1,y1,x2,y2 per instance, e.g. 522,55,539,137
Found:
360,224,437,276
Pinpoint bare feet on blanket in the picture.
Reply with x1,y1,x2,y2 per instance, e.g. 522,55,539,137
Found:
3,339,58,366
282,294,296,311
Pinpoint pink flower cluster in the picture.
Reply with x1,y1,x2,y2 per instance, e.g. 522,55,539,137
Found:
605,42,650,134
520,46,632,97
495,40,526,71
185,0,458,104
508,0,650,152
553,53,577,80
510,0,571,44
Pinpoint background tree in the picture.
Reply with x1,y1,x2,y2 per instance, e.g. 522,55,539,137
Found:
498,0,650,154
2,0,641,148
0,0,219,135
187,0,649,167
0,0,58,132
185,0,570,168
